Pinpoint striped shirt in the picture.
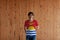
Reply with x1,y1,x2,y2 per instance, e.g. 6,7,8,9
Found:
24,20,38,36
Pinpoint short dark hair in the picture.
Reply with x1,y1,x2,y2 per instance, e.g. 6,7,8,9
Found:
28,12,34,16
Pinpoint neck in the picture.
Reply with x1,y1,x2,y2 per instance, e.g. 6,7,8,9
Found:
29,18,34,22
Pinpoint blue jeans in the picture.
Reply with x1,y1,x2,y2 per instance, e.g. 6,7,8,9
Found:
26,35,36,40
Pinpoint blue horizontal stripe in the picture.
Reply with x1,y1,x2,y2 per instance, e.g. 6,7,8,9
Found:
26,30,36,32
26,34,36,36
26,32,36,35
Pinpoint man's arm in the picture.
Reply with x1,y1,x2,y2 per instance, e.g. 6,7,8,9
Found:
24,20,27,32
24,26,27,32
35,20,39,30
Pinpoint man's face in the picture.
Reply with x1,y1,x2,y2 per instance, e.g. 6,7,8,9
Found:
28,14,34,19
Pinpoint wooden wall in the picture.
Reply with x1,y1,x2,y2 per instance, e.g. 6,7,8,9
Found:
0,0,60,40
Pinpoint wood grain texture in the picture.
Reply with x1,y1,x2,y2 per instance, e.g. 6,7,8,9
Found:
0,0,60,40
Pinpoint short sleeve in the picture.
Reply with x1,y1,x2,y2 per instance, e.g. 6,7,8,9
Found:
24,20,28,27
24,21,26,27
35,20,38,26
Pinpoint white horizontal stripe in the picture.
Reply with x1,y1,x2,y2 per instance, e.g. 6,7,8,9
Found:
26,32,36,33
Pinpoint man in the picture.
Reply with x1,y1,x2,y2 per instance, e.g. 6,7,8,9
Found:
24,12,39,40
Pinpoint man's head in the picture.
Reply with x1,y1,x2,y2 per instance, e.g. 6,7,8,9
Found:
28,12,34,20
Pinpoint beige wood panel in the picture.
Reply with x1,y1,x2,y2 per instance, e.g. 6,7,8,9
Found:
0,0,60,40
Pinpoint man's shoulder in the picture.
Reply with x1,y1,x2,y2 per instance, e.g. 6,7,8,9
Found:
33,19,37,22
25,20,29,22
